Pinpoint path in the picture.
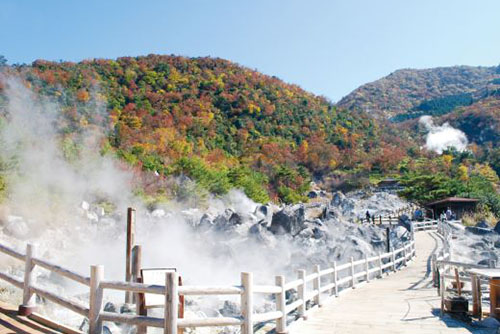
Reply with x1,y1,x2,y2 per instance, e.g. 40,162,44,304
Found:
289,231,494,334
0,302,60,334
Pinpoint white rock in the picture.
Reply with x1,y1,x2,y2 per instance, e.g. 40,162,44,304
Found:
4,217,29,239
86,211,99,223
152,209,166,218
81,201,90,211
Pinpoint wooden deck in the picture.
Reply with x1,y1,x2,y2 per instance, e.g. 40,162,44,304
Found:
0,302,60,334
288,231,495,334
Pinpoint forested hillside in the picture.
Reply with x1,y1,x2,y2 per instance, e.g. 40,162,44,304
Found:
0,55,498,215
0,55,415,204
337,66,500,119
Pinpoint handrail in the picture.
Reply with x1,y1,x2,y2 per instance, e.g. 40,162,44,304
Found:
32,257,90,286
0,222,422,334
0,243,25,261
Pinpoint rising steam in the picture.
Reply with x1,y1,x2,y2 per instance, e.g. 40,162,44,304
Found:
0,76,402,333
419,115,468,154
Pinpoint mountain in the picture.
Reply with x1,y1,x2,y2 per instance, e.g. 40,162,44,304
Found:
337,65,500,119
0,55,414,203
0,55,498,212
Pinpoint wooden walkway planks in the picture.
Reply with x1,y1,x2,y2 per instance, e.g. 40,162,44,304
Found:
288,231,495,334
0,302,60,334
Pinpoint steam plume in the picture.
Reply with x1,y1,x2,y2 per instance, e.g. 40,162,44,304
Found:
419,115,468,154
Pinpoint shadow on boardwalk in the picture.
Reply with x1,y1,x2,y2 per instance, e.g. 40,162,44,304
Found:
288,231,497,334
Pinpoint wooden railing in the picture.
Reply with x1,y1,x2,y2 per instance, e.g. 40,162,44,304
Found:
0,227,423,334
432,219,497,319
413,220,439,231
360,204,418,225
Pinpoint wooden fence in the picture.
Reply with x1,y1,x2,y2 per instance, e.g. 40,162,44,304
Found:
432,220,497,319
0,226,422,334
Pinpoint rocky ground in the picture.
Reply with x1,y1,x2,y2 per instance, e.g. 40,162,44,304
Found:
448,220,500,266
0,189,411,334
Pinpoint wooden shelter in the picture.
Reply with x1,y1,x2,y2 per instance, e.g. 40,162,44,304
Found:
426,197,479,219
377,178,404,193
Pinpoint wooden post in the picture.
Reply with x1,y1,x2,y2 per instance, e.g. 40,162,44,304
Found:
440,270,445,316
378,252,383,277
454,268,462,296
350,257,355,288
437,268,441,296
475,275,482,320
136,276,147,334
365,254,369,282
178,276,185,334
89,265,104,334
391,247,396,272
18,243,36,316
132,245,142,304
386,227,391,253
297,269,306,319
313,265,321,306
333,262,338,296
165,271,178,334
403,245,407,266
131,245,147,334
275,275,286,334
379,215,382,225
472,274,480,318
126,207,136,304
241,272,253,334
490,278,500,318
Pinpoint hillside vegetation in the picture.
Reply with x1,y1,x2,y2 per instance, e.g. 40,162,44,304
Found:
337,66,500,118
0,55,414,204
0,55,498,216
335,63,500,216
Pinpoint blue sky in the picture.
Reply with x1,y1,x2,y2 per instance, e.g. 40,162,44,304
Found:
1,0,499,101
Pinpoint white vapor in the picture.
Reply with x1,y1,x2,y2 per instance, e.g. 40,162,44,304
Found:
419,115,468,154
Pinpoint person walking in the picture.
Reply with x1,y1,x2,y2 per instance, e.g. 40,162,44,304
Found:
366,210,371,223
445,207,453,221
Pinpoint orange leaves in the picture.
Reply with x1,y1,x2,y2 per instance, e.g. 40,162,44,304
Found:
76,89,90,102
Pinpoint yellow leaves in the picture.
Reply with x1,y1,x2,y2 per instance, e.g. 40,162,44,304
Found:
154,128,176,149
168,68,189,85
336,125,348,136
284,89,294,98
124,69,137,83
171,138,193,156
197,138,207,152
79,116,88,127
247,103,261,114
457,164,469,182
474,163,499,183
124,115,142,129
328,159,338,169
215,74,225,89
442,154,453,168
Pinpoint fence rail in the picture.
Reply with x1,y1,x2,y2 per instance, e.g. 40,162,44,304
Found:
432,219,498,320
0,222,425,334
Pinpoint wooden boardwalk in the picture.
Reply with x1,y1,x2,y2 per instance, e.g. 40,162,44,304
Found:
289,231,495,334
0,302,60,334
